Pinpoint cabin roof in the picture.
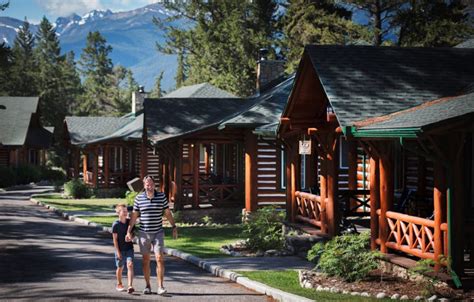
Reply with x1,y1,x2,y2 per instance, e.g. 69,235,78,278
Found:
354,91,474,132
145,97,249,144
163,83,238,99
0,96,52,147
219,76,294,130
64,116,132,145
304,45,474,128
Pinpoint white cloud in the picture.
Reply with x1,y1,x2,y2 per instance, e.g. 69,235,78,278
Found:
35,0,104,17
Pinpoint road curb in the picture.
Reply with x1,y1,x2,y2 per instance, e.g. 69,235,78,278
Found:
164,247,313,302
30,196,112,233
30,196,312,302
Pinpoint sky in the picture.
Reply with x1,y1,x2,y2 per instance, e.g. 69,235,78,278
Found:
2,0,160,23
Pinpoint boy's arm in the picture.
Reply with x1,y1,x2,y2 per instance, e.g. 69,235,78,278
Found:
126,211,139,240
112,232,122,259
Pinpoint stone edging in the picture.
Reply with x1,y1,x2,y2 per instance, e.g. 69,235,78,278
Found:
29,196,311,302
164,247,313,302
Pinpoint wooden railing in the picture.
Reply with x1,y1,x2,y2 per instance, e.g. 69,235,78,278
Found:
295,191,326,230
378,210,446,261
199,184,240,206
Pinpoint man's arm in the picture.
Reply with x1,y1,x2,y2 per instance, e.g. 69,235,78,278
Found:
164,208,178,239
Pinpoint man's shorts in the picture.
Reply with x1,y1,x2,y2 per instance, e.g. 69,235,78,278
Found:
115,249,134,268
138,230,165,255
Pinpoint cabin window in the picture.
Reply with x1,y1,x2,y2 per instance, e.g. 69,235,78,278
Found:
28,149,38,165
339,137,348,169
280,149,286,189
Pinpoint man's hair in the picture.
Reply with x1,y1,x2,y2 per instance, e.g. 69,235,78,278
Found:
143,175,155,183
115,203,127,214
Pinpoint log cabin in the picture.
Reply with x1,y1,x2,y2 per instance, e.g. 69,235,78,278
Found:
278,45,474,285
0,97,53,167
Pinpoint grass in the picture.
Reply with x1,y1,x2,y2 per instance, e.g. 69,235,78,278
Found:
36,195,244,258
36,194,123,212
77,214,244,258
239,270,385,301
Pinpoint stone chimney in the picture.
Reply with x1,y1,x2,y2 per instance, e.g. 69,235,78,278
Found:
256,48,285,94
132,86,148,114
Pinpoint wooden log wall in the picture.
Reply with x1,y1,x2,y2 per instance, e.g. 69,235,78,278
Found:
256,138,286,207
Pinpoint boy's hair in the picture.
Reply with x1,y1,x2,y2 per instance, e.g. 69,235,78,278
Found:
115,203,127,214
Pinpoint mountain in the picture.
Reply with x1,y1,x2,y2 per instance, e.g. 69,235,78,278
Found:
0,3,181,91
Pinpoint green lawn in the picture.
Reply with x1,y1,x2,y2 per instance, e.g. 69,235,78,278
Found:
36,194,124,212
79,214,244,258
239,270,385,301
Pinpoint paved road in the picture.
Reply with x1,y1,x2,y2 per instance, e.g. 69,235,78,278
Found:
0,193,271,301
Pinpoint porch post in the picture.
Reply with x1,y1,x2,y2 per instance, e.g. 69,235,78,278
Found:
204,144,211,174
73,148,80,179
370,155,380,250
326,133,340,237
348,141,358,208
104,145,109,188
290,143,299,223
140,140,147,179
164,156,170,197
82,151,88,183
92,149,98,188
378,143,394,254
175,143,183,209
433,161,446,270
245,131,258,212
192,143,200,208
319,154,328,234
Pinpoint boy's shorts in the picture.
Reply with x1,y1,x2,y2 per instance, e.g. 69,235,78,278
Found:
115,249,134,268
138,230,164,255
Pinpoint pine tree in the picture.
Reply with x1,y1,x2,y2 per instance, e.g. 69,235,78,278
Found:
345,0,405,46
61,51,82,115
175,49,185,89
78,31,114,116
394,0,473,47
0,42,12,95
281,0,370,73
10,18,38,96
150,70,165,98
156,1,279,97
107,66,138,116
35,16,67,128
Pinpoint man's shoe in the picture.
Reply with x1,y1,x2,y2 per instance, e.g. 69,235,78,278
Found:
157,287,167,295
127,286,134,294
116,284,126,292
143,287,151,294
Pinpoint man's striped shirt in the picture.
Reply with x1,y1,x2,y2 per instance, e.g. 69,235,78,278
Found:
133,191,169,233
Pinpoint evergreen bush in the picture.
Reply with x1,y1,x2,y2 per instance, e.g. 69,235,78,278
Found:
243,206,285,252
64,179,91,199
39,167,66,183
0,166,16,188
313,231,380,282
15,164,41,185
125,190,138,206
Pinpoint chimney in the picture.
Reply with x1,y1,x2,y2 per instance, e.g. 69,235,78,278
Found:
132,85,148,114
256,48,285,94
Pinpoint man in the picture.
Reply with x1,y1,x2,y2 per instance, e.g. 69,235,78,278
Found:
126,175,178,295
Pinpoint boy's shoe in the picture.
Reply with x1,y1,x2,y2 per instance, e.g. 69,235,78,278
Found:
143,287,151,294
157,287,167,295
116,284,126,292
127,287,134,294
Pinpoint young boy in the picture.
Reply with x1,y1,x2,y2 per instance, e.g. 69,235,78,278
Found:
112,203,135,294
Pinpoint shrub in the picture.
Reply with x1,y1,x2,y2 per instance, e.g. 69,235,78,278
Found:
314,231,380,282
15,164,41,185
125,190,138,206
307,241,325,264
39,167,66,183
242,206,285,252
64,179,91,199
0,166,16,188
